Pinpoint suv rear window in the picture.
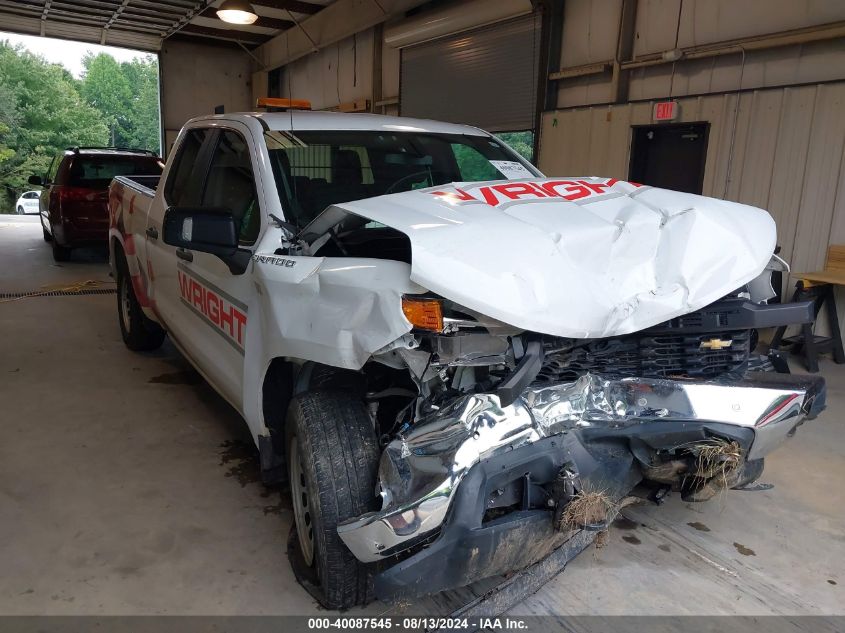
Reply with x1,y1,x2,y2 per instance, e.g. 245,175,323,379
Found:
66,155,162,188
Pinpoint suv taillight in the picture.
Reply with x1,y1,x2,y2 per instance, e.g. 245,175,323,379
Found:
59,187,95,203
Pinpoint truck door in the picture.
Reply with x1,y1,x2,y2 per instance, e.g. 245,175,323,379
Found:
143,127,226,389
148,123,264,411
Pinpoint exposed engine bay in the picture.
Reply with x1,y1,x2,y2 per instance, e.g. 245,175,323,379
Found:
343,251,804,445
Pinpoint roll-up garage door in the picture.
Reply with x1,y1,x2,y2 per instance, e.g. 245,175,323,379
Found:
400,13,541,132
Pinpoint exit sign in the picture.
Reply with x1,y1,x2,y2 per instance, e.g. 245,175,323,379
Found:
653,101,679,121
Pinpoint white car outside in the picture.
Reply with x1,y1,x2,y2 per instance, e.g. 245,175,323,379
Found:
15,190,40,215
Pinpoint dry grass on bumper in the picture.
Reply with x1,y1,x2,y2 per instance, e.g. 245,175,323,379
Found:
558,489,615,531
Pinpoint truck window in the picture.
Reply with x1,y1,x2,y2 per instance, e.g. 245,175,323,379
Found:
165,129,210,207
265,130,540,228
201,130,260,245
67,155,162,189
451,144,500,182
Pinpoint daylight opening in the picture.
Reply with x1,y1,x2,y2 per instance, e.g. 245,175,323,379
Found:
0,33,161,213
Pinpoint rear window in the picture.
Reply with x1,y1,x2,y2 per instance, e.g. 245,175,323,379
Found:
66,155,163,188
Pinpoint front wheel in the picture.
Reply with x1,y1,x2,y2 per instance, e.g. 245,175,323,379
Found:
115,251,165,351
286,391,380,609
17,206,24,215
42,226,52,242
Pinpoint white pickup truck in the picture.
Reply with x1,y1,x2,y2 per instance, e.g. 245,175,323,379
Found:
109,106,825,609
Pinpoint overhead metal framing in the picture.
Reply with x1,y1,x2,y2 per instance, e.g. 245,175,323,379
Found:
0,0,330,51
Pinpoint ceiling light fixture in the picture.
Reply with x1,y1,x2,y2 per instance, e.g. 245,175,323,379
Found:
217,0,258,25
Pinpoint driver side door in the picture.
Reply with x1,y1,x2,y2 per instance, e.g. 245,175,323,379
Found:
186,126,262,409
157,124,264,411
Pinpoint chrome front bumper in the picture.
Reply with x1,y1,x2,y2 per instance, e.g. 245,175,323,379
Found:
337,372,824,563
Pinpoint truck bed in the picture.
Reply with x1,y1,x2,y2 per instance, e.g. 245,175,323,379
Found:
113,174,160,196
108,175,158,266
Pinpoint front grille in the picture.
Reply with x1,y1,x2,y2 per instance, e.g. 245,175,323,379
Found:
537,329,751,383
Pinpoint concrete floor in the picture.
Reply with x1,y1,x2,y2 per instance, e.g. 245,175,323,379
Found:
1,214,843,616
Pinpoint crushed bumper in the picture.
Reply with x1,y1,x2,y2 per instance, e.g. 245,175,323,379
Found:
373,433,636,600
338,372,825,571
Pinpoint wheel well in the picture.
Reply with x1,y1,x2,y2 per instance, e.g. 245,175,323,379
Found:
260,359,296,478
110,237,124,272
262,360,366,434
260,360,369,470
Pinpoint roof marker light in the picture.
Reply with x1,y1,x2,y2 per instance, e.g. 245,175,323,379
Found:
256,97,312,111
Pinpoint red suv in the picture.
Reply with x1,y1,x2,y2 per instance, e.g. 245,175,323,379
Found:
31,147,163,261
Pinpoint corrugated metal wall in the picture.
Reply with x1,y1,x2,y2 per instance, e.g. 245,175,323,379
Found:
538,81,845,323
556,0,845,108
400,13,541,131
278,31,374,111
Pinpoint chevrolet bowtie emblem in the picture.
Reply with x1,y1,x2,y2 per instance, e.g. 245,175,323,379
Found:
700,338,733,350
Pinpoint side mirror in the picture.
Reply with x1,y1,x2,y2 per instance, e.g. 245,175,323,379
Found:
163,207,238,259
28,175,43,186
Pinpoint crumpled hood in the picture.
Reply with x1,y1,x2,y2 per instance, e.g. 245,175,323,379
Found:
317,177,776,338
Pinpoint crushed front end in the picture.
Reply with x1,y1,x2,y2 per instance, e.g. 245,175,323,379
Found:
338,288,826,600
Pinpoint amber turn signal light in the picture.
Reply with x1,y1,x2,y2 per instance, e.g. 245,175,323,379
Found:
401,297,443,332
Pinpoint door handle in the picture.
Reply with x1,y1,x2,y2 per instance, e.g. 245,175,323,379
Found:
145,226,158,240
176,248,193,262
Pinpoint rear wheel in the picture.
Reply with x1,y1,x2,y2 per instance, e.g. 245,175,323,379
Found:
115,251,165,351
51,241,71,262
285,390,380,609
17,206,23,215
42,227,52,242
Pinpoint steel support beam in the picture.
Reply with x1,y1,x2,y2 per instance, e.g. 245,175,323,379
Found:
550,19,845,84
371,22,383,113
255,0,428,71
180,23,269,44
610,0,637,103
251,0,322,15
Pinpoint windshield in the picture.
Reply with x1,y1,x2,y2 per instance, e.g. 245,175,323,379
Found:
264,130,540,228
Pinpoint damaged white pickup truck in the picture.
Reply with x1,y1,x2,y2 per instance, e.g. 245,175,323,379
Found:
109,107,825,610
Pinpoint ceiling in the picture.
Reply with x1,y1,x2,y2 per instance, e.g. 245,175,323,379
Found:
0,0,335,52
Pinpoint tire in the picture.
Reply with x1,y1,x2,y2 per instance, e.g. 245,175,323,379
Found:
42,227,52,242
17,206,23,215
285,390,380,610
115,250,165,351
51,241,71,262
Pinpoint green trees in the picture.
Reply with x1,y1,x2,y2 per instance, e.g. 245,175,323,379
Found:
79,53,132,146
0,41,160,213
79,53,160,152
497,131,534,162
121,58,161,153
